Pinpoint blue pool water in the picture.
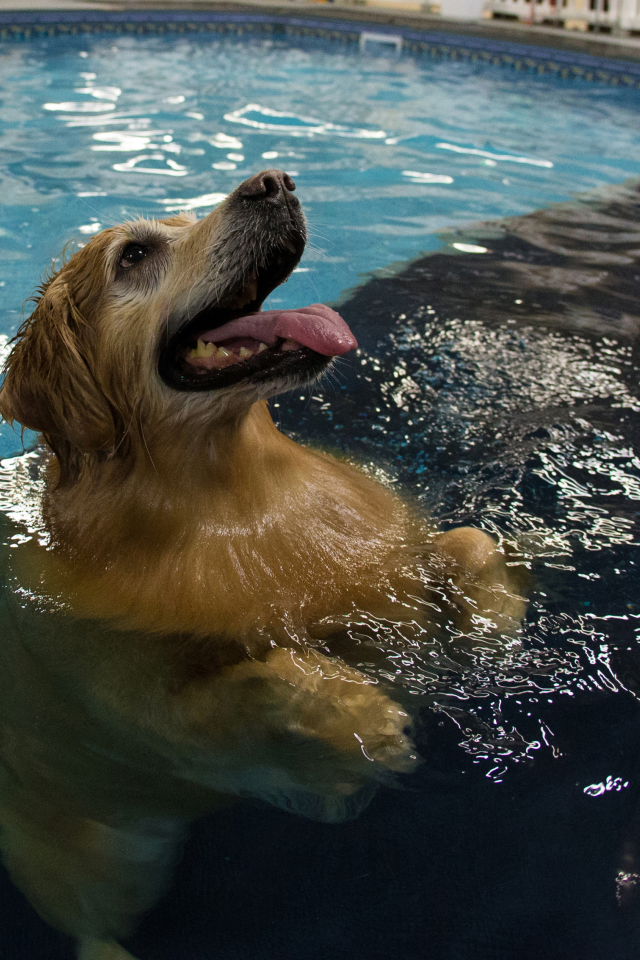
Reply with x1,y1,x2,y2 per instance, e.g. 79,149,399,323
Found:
1,25,640,960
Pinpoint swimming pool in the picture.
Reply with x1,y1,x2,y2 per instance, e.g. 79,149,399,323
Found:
0,22,639,420
1,19,640,960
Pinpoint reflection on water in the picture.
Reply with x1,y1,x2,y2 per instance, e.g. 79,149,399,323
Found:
272,180,640,788
223,102,387,139
279,185,640,781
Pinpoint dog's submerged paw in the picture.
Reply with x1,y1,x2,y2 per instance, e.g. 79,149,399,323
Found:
266,647,420,775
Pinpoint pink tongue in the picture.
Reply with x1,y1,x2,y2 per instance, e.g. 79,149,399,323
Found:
199,303,357,357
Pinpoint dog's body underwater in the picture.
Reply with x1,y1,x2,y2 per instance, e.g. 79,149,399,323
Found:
0,170,526,960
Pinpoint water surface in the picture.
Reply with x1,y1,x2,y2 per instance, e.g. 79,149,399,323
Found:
0,29,640,960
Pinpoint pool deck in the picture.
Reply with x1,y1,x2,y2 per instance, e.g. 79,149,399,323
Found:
0,0,639,62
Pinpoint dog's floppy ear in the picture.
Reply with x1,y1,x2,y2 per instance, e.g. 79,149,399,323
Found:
0,282,120,485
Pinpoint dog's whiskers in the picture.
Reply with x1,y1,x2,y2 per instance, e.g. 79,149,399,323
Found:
138,419,158,476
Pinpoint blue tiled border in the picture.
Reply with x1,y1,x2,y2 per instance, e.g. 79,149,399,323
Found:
0,9,639,85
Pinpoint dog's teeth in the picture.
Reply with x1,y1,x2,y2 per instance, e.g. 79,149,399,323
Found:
281,338,299,352
189,341,217,360
238,347,252,360
257,342,268,353
217,347,230,358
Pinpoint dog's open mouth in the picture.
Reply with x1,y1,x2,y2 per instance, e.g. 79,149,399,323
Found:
159,265,357,393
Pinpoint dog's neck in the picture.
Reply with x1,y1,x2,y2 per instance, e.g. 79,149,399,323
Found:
46,401,370,530
35,402,414,639
118,399,306,506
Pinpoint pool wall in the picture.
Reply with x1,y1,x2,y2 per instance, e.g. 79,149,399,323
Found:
1,7,640,86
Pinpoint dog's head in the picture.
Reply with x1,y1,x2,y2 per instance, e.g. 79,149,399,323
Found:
0,170,356,483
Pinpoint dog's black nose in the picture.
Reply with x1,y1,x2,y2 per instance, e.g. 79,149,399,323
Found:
237,169,297,206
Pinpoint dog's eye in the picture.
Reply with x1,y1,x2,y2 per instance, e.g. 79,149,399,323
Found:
119,243,149,269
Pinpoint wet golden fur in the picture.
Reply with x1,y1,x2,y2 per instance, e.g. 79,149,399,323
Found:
0,180,525,960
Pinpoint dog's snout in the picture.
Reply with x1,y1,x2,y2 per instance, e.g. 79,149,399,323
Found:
237,169,297,206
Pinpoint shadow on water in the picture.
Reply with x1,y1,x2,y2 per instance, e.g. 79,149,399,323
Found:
3,180,640,959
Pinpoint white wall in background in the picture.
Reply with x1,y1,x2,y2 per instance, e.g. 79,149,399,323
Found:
440,0,487,18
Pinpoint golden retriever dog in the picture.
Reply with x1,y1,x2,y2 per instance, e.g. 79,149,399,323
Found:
0,170,525,960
